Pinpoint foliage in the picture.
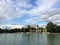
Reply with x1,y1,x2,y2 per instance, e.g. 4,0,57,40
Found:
0,23,60,33
46,22,54,32
46,22,60,33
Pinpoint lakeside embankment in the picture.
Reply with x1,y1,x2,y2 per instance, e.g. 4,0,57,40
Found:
0,31,60,34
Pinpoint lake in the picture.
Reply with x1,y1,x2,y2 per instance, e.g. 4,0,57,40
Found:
0,33,60,45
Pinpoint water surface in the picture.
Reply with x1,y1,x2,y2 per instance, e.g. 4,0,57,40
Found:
0,33,60,45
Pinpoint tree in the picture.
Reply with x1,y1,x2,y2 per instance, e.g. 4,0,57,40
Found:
21,27,25,32
0,28,2,33
55,25,60,33
25,25,31,32
46,22,54,32
0,28,1,30
27,25,31,29
53,24,57,32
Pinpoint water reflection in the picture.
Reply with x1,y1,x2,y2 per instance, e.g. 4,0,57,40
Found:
47,34,56,45
0,33,60,45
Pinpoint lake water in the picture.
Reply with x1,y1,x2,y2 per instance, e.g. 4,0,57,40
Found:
0,33,60,45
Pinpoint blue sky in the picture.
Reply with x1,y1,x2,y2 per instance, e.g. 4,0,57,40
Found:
0,0,60,27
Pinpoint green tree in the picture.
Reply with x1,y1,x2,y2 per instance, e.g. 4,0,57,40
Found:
0,28,2,33
0,28,1,30
21,27,25,32
25,25,31,32
55,25,60,33
46,22,54,32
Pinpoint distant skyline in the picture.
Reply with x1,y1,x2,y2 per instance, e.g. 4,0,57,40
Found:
0,0,60,27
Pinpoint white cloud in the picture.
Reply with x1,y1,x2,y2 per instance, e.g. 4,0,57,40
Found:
0,24,24,29
0,0,60,26
28,0,58,16
25,8,60,25
0,0,33,20
25,0,60,25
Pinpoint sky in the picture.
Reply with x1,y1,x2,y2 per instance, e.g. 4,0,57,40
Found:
0,0,60,27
